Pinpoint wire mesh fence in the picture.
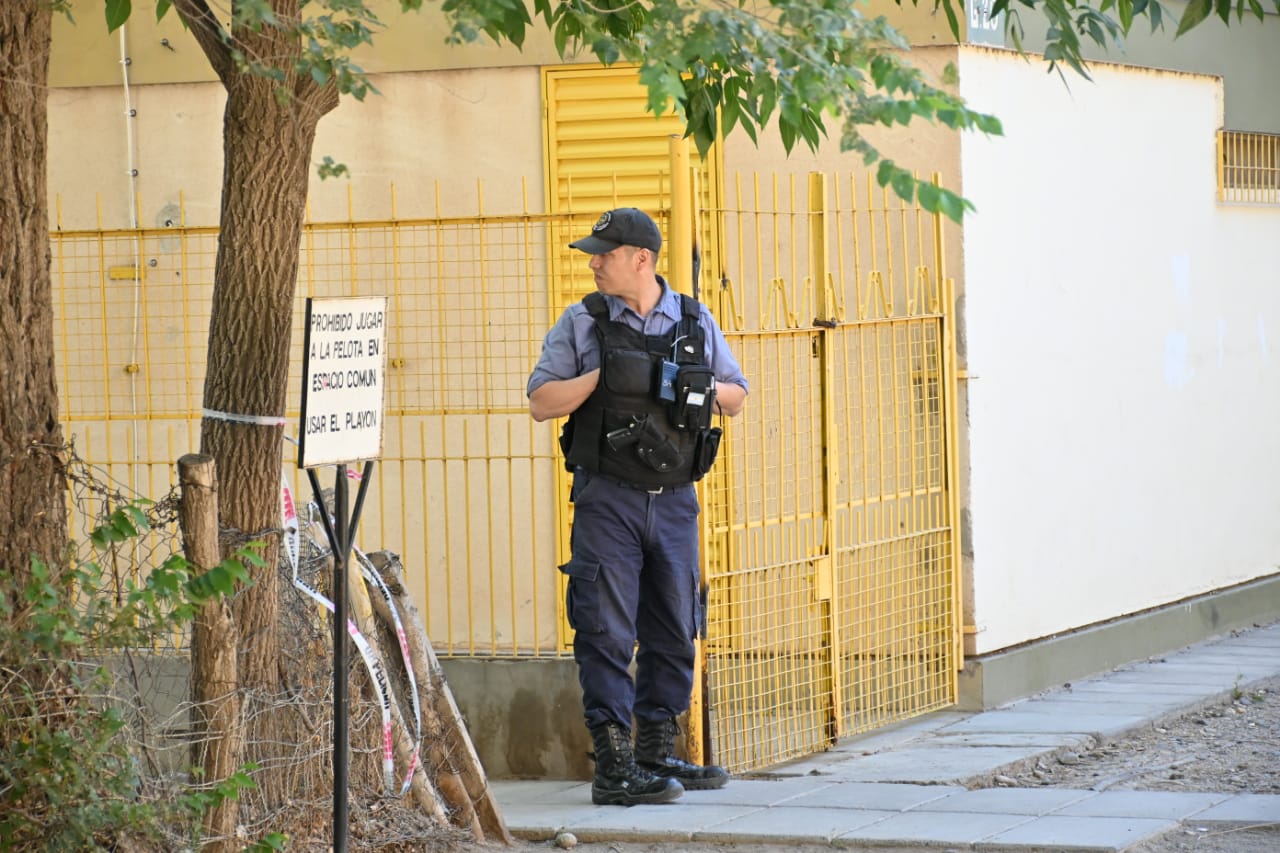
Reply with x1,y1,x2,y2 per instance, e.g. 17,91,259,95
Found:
0,445,483,850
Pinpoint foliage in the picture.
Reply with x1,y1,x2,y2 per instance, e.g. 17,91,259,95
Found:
97,0,1277,221
920,0,1280,79
0,502,265,851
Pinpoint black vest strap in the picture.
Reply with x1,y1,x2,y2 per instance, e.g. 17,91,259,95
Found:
563,290,709,484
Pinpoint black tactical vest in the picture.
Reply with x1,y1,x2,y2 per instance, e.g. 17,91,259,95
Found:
561,292,721,487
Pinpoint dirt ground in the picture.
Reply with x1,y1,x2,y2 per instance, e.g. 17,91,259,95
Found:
499,674,1280,853
983,673,1280,853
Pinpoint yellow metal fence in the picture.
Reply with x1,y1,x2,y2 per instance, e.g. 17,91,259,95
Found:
52,168,960,773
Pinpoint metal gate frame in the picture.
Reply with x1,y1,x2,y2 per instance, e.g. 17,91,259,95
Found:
668,151,964,773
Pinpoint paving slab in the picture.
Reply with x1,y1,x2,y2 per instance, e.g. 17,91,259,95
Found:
1186,793,1280,824
556,802,762,843
930,731,1090,749
978,815,1176,851
911,786,1096,815
489,779,590,806
836,809,1034,845
807,745,1042,783
997,699,1188,717
785,781,966,811
1111,664,1274,684
1052,790,1231,820
1063,680,1232,696
673,776,838,806
1132,663,1280,682
498,801,612,839
1021,690,1201,708
1172,649,1280,664
941,709,1148,737
1210,633,1280,648
692,805,898,843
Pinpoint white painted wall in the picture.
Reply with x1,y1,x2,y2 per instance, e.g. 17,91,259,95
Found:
957,48,1280,654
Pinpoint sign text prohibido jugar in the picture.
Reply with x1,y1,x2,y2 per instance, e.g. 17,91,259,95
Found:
297,295,388,853
298,296,388,469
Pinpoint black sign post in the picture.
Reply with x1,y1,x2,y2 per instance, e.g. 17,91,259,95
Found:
305,461,373,853
297,295,388,853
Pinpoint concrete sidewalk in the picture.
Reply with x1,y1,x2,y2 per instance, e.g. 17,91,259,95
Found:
491,620,1280,852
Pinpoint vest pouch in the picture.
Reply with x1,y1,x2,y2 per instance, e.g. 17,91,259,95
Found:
631,413,685,473
603,349,655,396
691,427,722,481
558,419,574,471
669,364,716,431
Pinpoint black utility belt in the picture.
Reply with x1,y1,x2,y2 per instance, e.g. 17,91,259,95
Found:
577,470,691,495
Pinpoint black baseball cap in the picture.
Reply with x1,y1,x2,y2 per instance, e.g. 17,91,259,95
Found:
569,208,662,255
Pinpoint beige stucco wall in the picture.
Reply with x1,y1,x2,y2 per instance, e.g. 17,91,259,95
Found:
50,0,568,88
49,65,547,230
49,11,967,227
51,0,955,89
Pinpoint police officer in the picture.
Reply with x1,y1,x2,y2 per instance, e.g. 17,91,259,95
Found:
528,207,748,806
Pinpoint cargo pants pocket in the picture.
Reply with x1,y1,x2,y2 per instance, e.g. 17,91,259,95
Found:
558,557,605,634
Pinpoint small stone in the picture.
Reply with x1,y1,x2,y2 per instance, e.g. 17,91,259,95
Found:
554,830,578,849
1057,752,1080,766
994,774,1017,786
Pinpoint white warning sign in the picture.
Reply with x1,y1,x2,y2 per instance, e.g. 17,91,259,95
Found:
298,296,388,468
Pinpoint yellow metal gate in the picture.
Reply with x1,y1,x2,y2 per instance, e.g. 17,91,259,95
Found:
693,171,961,772
50,152,959,778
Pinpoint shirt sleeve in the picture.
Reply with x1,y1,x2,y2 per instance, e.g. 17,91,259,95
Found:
527,305,597,396
700,305,749,393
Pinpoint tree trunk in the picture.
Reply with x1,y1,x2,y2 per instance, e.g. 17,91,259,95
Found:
0,2,64,581
179,454,241,853
197,42,338,806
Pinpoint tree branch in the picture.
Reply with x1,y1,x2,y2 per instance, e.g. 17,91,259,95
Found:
171,0,235,87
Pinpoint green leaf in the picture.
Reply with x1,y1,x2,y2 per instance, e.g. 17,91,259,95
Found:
155,0,172,21
1176,0,1213,35
917,180,942,212
940,0,960,39
779,119,797,154
1118,0,1135,31
875,159,897,189
122,503,151,533
891,169,916,203
236,543,268,569
105,0,131,32
592,36,620,66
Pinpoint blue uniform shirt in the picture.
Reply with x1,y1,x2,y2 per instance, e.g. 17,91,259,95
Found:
527,276,749,396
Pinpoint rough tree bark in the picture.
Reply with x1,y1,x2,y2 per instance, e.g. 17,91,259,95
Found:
179,454,241,853
0,2,65,581
173,0,340,806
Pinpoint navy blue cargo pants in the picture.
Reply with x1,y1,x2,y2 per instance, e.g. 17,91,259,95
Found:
559,468,701,732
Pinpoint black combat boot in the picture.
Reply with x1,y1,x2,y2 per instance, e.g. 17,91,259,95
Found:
635,717,729,790
589,722,684,805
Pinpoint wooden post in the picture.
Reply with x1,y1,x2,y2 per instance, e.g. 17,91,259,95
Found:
179,453,241,852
